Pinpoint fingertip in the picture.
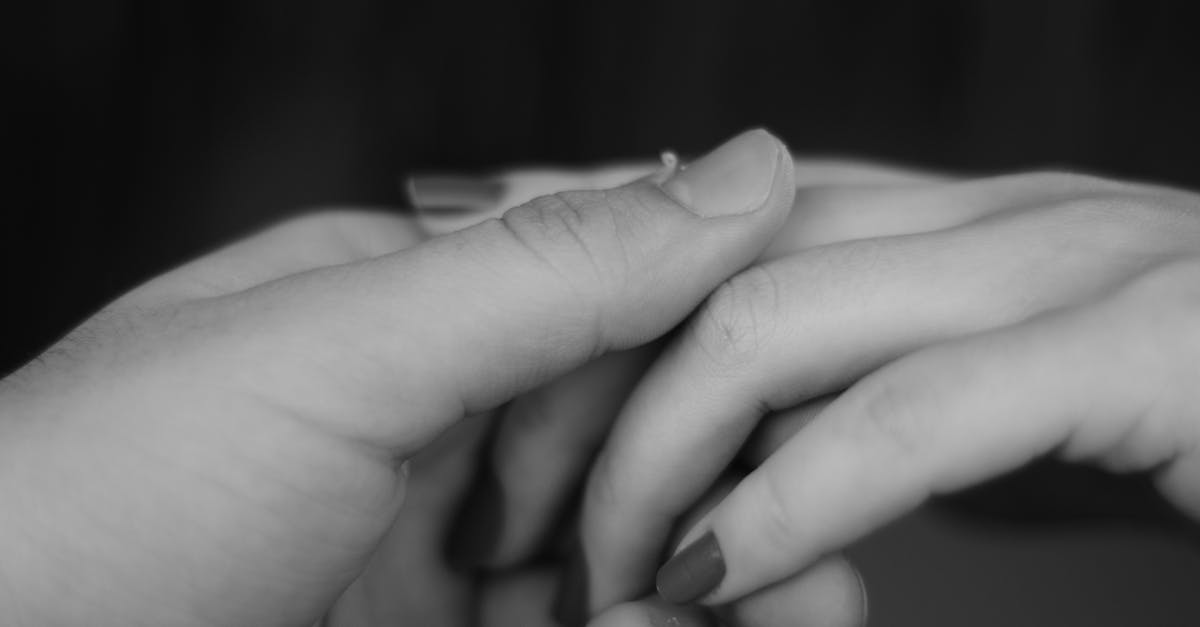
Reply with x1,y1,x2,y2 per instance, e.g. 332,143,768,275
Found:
655,531,726,605
661,129,794,220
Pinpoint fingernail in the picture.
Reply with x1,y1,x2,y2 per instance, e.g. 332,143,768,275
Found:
656,531,726,605
662,129,783,218
405,174,506,212
445,466,504,570
642,598,716,627
552,544,590,626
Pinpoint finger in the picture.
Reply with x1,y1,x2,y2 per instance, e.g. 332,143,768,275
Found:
212,129,795,455
716,556,866,627
740,394,838,466
677,477,867,627
438,165,960,572
117,209,421,309
762,170,1129,256
415,164,1122,263
411,158,946,238
448,347,658,569
328,413,491,627
660,259,1200,604
447,173,1080,574
410,165,654,236
789,158,948,187
578,172,1190,611
576,474,866,627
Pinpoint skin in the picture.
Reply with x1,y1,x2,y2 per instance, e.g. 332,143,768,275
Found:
16,129,1189,625
435,161,1200,623
427,158,955,621
577,170,1200,612
0,130,831,627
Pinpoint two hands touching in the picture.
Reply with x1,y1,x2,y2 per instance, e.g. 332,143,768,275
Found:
2,130,1199,626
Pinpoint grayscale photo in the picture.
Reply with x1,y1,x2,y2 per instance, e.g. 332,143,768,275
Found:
7,2,1200,625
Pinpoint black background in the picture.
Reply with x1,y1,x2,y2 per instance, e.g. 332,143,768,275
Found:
9,2,1200,624
12,1,1200,373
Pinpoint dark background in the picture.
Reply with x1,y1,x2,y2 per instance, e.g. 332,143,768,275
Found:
10,1,1200,624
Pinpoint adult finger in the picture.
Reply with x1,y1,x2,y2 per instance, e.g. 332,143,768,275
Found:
657,259,1200,604
116,209,421,310
578,175,1198,612
415,164,1133,263
574,475,867,627
445,172,1095,572
209,129,795,456
762,171,1134,255
430,164,956,574
684,477,867,627
410,157,946,237
740,395,838,466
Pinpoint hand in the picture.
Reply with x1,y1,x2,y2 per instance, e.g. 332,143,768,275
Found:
565,169,1200,614
416,156,947,625
0,130,794,626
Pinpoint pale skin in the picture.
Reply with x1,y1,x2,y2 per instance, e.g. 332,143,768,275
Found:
440,157,1200,623
1,130,859,627
5,127,1199,626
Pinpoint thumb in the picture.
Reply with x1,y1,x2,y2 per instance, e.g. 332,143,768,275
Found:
218,129,794,453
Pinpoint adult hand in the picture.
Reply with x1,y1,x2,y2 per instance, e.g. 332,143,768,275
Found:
569,169,1200,616
0,129,793,627
415,154,953,625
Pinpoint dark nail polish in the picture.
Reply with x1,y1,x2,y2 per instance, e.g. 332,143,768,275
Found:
656,531,725,605
551,544,590,626
445,466,504,570
405,175,506,212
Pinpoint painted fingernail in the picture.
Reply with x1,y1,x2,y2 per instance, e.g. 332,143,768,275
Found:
405,174,506,212
551,543,590,626
642,598,716,627
661,129,783,218
445,466,504,570
656,531,726,605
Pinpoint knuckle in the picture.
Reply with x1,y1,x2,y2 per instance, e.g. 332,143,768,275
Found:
689,265,782,370
499,188,639,291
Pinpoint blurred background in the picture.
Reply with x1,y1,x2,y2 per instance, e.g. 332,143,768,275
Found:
10,1,1200,624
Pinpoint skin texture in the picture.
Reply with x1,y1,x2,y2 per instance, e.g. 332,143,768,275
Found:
423,158,962,621
14,134,1193,625
0,130,830,627
581,171,1200,611
425,162,1200,623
